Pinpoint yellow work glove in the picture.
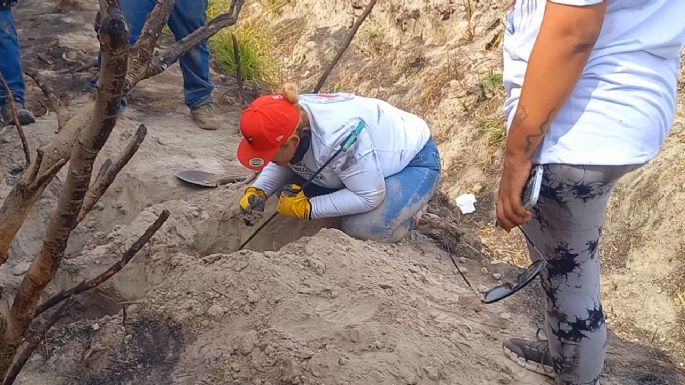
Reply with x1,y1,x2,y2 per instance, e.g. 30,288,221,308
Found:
277,184,312,220
239,187,267,225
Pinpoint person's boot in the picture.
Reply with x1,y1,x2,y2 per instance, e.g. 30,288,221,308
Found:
1,103,36,126
190,104,219,130
503,330,555,378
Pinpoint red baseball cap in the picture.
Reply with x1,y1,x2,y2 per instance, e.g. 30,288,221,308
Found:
237,94,300,170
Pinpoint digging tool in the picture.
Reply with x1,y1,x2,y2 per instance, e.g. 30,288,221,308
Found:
238,121,366,250
175,169,248,188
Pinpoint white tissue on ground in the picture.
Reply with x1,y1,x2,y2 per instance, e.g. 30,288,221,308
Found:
455,193,477,214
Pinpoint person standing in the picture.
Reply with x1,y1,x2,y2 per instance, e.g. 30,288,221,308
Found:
95,0,217,130
497,1,685,384
0,0,35,126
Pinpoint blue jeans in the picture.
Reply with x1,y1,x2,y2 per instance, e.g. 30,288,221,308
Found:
303,138,441,242
0,8,25,105
99,0,213,108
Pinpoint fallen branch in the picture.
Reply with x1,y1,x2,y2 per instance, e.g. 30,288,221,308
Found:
2,297,74,385
231,33,244,108
36,209,169,316
24,69,70,131
0,73,30,167
141,0,246,82
77,124,148,222
313,0,378,92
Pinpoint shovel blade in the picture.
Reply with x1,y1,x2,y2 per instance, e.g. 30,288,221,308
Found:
175,170,247,188
176,170,219,187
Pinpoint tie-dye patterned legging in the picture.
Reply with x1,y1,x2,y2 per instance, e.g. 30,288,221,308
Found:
521,164,641,385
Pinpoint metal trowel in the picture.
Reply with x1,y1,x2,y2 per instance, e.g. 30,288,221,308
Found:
175,169,248,188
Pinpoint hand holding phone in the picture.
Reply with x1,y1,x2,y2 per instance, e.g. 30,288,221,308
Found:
495,162,542,231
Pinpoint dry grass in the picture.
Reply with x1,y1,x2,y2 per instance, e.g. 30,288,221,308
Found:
417,56,465,113
357,23,386,58
262,0,296,15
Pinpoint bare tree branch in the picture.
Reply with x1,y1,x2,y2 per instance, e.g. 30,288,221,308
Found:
138,0,246,83
24,69,70,131
5,3,130,345
77,124,147,222
37,209,169,316
33,158,68,189
0,73,30,167
314,0,378,92
127,0,176,84
2,297,74,385
134,0,175,55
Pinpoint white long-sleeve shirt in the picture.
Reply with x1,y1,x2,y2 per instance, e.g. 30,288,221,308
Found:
252,93,431,218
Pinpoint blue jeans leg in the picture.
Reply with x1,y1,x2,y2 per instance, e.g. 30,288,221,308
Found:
167,0,213,108
119,0,157,44
341,138,441,242
0,8,25,105
96,0,213,108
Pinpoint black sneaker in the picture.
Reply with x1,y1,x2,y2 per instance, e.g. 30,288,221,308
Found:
503,329,555,378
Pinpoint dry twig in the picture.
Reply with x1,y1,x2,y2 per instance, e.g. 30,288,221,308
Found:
141,0,246,82
77,124,148,222
24,69,70,131
313,0,378,92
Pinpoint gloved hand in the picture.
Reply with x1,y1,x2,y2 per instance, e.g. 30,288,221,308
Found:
277,184,312,219
239,187,267,224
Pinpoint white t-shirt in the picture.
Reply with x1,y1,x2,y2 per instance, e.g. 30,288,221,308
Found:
252,93,431,218
503,0,685,165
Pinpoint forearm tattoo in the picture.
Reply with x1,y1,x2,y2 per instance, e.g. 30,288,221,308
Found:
512,105,555,155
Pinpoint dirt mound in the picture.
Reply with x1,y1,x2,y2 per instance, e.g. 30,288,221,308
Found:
13,214,685,385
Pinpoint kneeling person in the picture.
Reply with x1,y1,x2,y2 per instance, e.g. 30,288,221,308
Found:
237,84,440,242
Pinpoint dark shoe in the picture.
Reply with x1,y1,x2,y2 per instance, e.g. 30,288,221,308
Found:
17,107,36,125
1,103,36,126
190,104,219,130
503,329,554,377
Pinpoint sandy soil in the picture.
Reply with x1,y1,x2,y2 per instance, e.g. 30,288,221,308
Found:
0,1,683,384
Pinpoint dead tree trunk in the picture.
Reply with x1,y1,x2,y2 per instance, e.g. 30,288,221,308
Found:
0,0,247,376
1,0,130,359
